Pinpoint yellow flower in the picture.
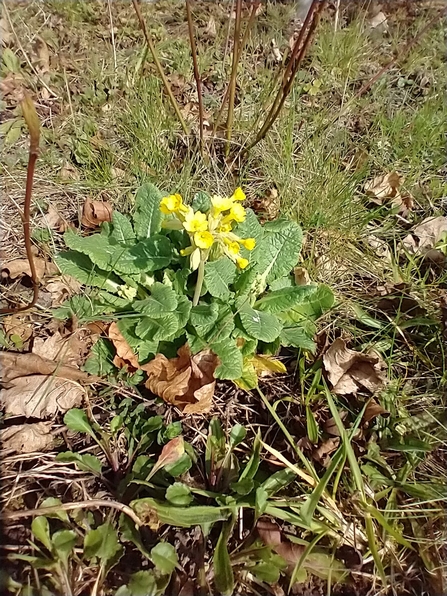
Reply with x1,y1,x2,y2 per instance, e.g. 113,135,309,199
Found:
240,237,256,250
225,240,240,255
190,247,201,271
211,195,234,213
236,256,249,269
194,231,214,249
217,223,232,234
228,202,246,223
232,187,246,201
180,247,193,257
183,208,208,233
160,193,183,214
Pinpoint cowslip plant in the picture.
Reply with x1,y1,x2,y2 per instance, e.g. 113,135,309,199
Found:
55,183,334,386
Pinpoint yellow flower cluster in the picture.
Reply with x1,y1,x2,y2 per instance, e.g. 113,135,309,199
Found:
159,188,256,271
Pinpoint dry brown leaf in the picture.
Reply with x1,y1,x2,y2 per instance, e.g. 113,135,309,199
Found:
0,72,25,105
0,375,84,418
313,437,340,467
1,257,46,281
270,39,282,63
369,11,388,32
257,519,304,568
33,330,87,368
323,411,348,436
0,351,97,385
81,198,113,228
403,216,447,254
44,205,70,232
34,36,50,75
363,399,389,425
364,171,412,215
294,266,311,286
1,422,54,454
0,16,13,46
323,338,387,396
143,345,218,414
205,15,217,38
253,188,280,221
46,275,82,306
2,314,33,343
60,162,80,181
108,322,140,370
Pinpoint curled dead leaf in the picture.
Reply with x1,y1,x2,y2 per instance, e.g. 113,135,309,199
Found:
364,171,412,216
108,322,140,370
323,338,387,396
257,519,304,568
46,275,82,306
34,35,50,76
294,266,311,286
312,437,340,467
2,314,33,343
44,205,70,232
60,162,80,181
0,375,84,418
1,257,46,281
363,398,389,425
403,216,447,254
252,188,280,221
33,330,88,368
0,351,97,385
143,345,218,414
81,198,113,228
1,422,54,454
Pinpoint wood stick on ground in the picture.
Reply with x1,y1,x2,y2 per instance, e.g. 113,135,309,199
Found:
225,0,243,156
132,0,189,135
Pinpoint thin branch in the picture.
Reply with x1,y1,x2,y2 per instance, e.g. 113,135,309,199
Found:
213,0,260,136
245,1,326,153
107,0,117,70
185,0,204,155
1,499,142,527
0,96,40,315
225,0,243,156
131,0,189,135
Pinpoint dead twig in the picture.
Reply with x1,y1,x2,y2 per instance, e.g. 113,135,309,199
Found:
225,0,243,156
1,499,142,527
185,0,204,155
1,96,40,315
131,0,189,135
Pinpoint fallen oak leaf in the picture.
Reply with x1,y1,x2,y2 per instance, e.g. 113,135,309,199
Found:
362,398,389,425
312,437,340,467
81,198,113,229
323,338,387,396
2,314,33,343
1,257,46,281
32,330,89,368
0,351,99,385
403,216,447,254
143,344,218,414
0,375,84,418
256,519,304,568
46,275,82,306
364,171,412,215
108,322,140,370
1,422,54,454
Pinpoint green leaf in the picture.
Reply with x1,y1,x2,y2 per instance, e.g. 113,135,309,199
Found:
150,542,178,575
214,523,234,596
134,183,163,239
254,218,303,285
204,302,235,343
281,284,334,324
238,303,282,343
255,286,321,314
234,208,264,243
127,570,157,596
230,478,254,495
173,295,192,329
111,212,135,245
63,409,95,438
52,530,77,566
119,515,152,559
190,302,219,335
240,433,262,480
235,361,258,390
40,498,69,523
135,313,179,342
2,48,21,73
55,250,122,293
82,338,116,375
261,469,296,496
306,406,319,444
114,236,172,274
84,522,120,563
229,424,246,448
165,483,193,506
255,486,268,518
63,229,119,271
31,517,52,552
204,258,237,299
56,452,102,475
210,339,243,380
131,498,231,528
252,561,281,584
164,453,192,477
269,275,294,291
134,282,178,317
192,191,211,212
280,325,316,352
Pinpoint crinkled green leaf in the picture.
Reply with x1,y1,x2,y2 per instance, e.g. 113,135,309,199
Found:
63,409,95,437
135,313,179,342
52,530,77,566
113,236,172,274
63,229,118,271
252,561,281,584
190,302,219,335
31,517,52,552
55,250,122,293
110,211,135,245
56,452,102,475
210,338,243,380
131,497,230,528
133,183,163,239
204,258,237,299
280,284,334,323
238,303,282,343
234,208,264,243
165,483,193,506
280,325,316,352
192,191,211,213
82,338,116,375
255,286,321,314
134,282,178,317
